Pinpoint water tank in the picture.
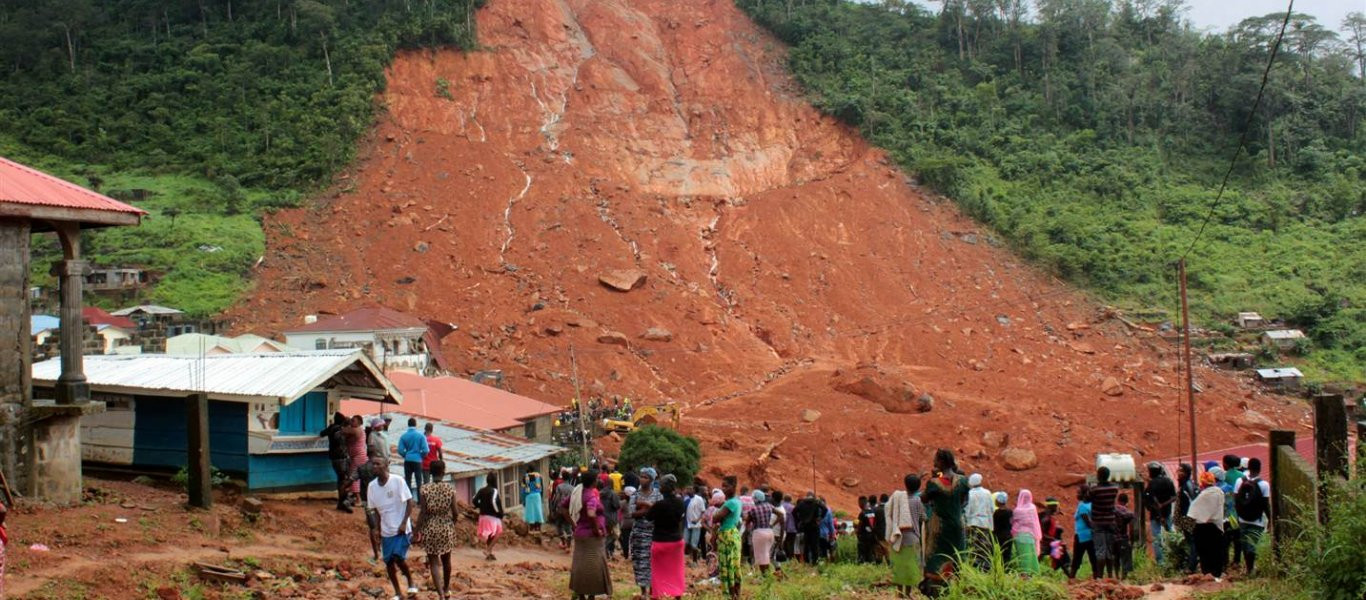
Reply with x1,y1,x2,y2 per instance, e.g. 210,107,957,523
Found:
1095,453,1138,482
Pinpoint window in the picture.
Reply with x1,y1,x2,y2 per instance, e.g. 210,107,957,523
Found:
315,338,327,350
523,420,536,440
276,391,328,434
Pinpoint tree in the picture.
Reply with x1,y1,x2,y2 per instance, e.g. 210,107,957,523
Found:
616,426,702,485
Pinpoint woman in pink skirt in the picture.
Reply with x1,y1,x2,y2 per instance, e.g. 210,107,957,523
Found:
473,474,505,560
647,474,688,598
746,490,777,577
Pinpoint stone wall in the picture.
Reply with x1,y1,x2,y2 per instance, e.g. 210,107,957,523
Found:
1274,444,1317,543
0,220,32,494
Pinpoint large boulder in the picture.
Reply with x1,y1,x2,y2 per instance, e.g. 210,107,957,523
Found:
801,409,822,423
982,431,1010,449
1101,376,1124,396
1230,409,1276,431
1001,447,1039,471
599,269,647,292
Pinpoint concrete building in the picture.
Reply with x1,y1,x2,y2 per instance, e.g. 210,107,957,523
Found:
85,267,149,292
344,372,560,444
1235,312,1266,329
283,306,454,375
0,155,145,504
34,350,400,491
360,410,563,513
1255,367,1304,392
1261,329,1307,351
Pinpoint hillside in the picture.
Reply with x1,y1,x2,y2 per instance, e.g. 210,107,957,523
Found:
229,0,1310,503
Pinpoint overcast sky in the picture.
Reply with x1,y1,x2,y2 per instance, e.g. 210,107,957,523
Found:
903,1,1364,33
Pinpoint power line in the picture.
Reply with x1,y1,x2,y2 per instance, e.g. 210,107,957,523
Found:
1179,0,1294,261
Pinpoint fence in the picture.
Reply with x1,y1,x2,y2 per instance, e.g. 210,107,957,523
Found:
1268,394,1356,557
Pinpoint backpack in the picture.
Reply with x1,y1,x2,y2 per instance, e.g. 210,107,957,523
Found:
1234,476,1267,522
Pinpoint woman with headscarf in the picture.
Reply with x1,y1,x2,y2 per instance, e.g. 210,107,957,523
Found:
991,491,1014,567
569,469,611,599
886,474,926,596
921,449,969,590
745,490,777,577
523,472,545,532
964,473,994,571
629,467,663,597
648,474,688,598
1010,489,1043,574
1188,471,1226,581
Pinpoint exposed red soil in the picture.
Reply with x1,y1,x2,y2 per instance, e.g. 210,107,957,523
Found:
228,0,1309,508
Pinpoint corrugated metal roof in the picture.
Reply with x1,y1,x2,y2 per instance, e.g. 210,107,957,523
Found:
1262,329,1305,339
83,307,137,329
284,306,428,334
354,372,560,431
370,411,565,478
32,350,402,403
111,304,184,316
1255,367,1303,378
0,156,146,216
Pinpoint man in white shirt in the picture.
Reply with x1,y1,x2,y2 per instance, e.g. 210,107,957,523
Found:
685,484,707,561
1232,457,1272,576
366,456,417,600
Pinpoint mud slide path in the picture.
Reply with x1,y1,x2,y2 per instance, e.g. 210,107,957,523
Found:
231,0,1309,504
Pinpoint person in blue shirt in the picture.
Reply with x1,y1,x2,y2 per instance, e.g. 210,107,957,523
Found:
818,497,836,561
397,418,430,502
1069,485,1097,579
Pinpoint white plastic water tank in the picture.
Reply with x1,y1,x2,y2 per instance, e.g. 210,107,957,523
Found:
1095,453,1138,482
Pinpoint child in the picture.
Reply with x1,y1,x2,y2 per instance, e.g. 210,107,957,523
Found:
1115,494,1135,579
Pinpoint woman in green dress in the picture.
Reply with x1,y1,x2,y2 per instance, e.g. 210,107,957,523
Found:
920,449,969,592
1010,489,1042,575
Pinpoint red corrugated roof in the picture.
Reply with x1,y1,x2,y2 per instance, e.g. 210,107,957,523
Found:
285,306,428,334
0,156,146,216
82,306,137,330
341,372,561,432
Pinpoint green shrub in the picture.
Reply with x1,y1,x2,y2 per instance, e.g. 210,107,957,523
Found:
171,465,230,489
616,425,702,484
943,544,1067,600
1282,476,1366,600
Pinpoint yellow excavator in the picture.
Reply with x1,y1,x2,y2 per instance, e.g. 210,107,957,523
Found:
602,402,681,434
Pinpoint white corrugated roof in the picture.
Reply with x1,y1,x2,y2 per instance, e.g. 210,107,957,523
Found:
1255,367,1303,379
1262,329,1305,339
367,410,565,477
32,350,402,404
111,304,184,316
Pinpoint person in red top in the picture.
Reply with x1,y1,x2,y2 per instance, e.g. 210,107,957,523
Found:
422,423,444,485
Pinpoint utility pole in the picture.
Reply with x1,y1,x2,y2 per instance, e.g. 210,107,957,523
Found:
569,344,588,465
1178,259,1197,471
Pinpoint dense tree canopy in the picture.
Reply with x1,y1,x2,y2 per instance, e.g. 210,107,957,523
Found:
617,426,703,486
738,0,1366,381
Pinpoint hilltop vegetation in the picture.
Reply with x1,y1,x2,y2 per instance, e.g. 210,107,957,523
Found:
0,0,481,315
737,0,1366,382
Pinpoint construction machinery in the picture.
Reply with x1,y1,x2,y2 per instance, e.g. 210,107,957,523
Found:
602,402,681,434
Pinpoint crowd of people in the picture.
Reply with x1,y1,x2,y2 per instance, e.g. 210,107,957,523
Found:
552,397,634,446
322,411,1273,599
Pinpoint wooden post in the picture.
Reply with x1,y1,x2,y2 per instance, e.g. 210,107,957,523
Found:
187,392,212,508
1268,429,1295,559
1313,394,1347,525
1177,260,1197,470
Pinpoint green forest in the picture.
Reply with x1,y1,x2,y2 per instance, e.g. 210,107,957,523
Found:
737,0,1366,382
0,0,481,314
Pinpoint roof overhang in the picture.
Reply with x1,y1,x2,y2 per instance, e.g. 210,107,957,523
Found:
0,204,143,231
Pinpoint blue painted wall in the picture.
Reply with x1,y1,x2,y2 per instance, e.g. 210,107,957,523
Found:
132,396,248,472
247,453,334,490
277,391,328,435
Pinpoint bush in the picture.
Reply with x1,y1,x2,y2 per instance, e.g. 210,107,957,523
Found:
616,425,701,484
1159,529,1191,575
172,465,230,489
1282,476,1366,600
943,543,1067,600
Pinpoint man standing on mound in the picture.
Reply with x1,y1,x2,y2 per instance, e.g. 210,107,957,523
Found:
367,455,418,600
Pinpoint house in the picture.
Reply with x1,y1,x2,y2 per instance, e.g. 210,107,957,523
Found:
283,306,454,375
0,155,145,504
30,315,60,346
85,267,149,292
1260,329,1306,351
344,372,560,444
112,304,202,336
1235,312,1266,329
1206,352,1255,370
32,350,401,491
1255,367,1304,392
361,410,563,513
166,332,290,356
82,307,137,353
